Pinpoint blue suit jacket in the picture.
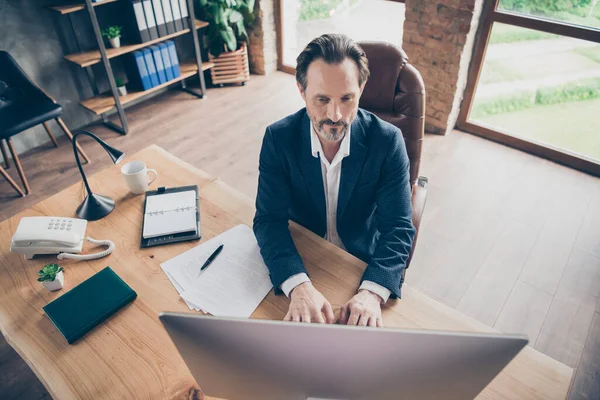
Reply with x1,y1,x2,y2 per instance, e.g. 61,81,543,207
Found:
253,108,416,298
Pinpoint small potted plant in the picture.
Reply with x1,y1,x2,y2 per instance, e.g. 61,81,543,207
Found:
102,25,122,49
38,264,64,292
115,77,127,96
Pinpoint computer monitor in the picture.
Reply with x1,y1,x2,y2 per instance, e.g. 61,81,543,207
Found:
159,312,527,400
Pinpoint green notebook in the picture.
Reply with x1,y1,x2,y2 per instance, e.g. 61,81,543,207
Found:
43,267,137,344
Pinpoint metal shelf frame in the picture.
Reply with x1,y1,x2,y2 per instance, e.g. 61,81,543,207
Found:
55,0,208,135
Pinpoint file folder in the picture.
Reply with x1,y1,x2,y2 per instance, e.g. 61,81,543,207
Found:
127,0,151,43
170,0,183,31
161,0,176,34
166,41,181,78
151,0,168,37
159,42,175,81
142,48,160,87
142,0,159,40
150,45,168,84
43,267,137,344
127,50,153,91
179,0,190,30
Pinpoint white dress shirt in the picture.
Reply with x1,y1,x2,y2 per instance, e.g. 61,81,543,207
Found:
280,124,392,303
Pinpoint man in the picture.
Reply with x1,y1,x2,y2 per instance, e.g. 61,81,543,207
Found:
253,34,415,327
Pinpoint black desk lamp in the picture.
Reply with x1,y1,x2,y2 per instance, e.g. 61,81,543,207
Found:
72,130,126,221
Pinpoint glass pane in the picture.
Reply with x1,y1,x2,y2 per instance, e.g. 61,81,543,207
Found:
469,23,600,162
281,0,404,67
497,0,600,29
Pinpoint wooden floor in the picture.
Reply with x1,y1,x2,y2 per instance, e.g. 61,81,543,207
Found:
0,72,599,399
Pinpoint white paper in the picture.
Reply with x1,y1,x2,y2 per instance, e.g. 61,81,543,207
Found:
161,267,199,311
160,225,272,318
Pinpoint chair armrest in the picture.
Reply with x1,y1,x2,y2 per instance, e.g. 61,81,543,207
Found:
405,176,428,271
411,176,428,233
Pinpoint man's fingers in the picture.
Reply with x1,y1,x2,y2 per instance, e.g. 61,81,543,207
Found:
322,302,336,324
301,312,312,323
311,306,325,323
339,304,349,325
376,317,383,328
368,317,377,327
292,312,301,323
347,308,360,326
358,314,369,327
284,312,292,322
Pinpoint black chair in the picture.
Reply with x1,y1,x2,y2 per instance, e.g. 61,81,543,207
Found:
0,51,90,196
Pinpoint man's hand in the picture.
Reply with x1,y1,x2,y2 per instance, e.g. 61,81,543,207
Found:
339,289,383,327
284,282,336,324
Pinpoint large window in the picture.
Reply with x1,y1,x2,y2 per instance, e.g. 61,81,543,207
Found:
278,0,405,70
459,0,600,175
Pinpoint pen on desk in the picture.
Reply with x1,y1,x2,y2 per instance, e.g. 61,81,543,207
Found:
198,244,224,275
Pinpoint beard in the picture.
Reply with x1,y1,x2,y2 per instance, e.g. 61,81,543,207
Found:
312,117,350,142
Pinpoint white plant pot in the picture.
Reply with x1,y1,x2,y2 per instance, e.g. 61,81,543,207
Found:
118,86,127,96
42,271,64,292
109,37,121,49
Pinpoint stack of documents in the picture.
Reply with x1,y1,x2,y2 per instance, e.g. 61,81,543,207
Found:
160,224,273,318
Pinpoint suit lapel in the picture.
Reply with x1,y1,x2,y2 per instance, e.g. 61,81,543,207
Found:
338,116,368,219
296,112,326,222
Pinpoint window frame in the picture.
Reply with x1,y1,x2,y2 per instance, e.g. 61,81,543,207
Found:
457,0,600,176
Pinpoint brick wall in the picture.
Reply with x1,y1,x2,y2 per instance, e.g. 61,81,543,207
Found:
403,0,484,135
248,0,278,75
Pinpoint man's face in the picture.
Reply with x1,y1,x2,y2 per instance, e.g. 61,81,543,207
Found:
298,58,364,143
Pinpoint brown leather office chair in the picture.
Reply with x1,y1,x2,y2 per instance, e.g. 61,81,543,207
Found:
358,41,428,277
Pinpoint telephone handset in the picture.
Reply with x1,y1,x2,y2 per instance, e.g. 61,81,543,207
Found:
10,217,114,261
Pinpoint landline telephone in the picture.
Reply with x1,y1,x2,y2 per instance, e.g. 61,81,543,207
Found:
10,217,115,260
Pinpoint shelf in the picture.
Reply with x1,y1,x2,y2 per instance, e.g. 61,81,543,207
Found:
80,61,213,115
49,0,117,15
64,20,210,68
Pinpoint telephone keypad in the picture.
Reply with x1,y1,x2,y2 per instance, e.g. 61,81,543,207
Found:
47,218,72,230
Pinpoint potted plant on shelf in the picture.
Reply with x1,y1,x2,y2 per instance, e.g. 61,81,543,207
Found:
102,25,122,49
38,264,64,292
197,0,254,86
115,77,127,96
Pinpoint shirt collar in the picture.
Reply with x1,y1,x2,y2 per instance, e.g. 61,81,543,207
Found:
310,123,351,159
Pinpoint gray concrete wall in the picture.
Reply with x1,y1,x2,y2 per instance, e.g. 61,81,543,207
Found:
0,0,103,155
1,0,209,158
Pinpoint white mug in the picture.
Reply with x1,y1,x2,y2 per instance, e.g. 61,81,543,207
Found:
121,161,158,195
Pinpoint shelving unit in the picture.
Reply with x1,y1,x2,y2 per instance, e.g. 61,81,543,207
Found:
64,20,209,67
49,0,211,135
49,0,118,15
81,60,214,115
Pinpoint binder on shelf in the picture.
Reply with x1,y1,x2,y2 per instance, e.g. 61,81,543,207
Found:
170,0,183,32
126,50,153,91
126,0,151,43
151,0,168,37
142,48,160,87
161,0,176,34
142,0,159,40
150,45,168,84
159,42,175,81
178,0,190,30
166,40,181,78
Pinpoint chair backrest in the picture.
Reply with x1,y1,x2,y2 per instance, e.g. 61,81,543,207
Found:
0,51,47,108
358,42,425,186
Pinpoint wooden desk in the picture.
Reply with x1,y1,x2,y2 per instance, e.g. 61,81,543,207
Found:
0,145,572,399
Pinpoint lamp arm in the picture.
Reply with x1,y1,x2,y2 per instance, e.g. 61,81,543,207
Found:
72,130,105,196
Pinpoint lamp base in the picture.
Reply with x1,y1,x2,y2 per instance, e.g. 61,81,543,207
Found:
76,193,115,221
